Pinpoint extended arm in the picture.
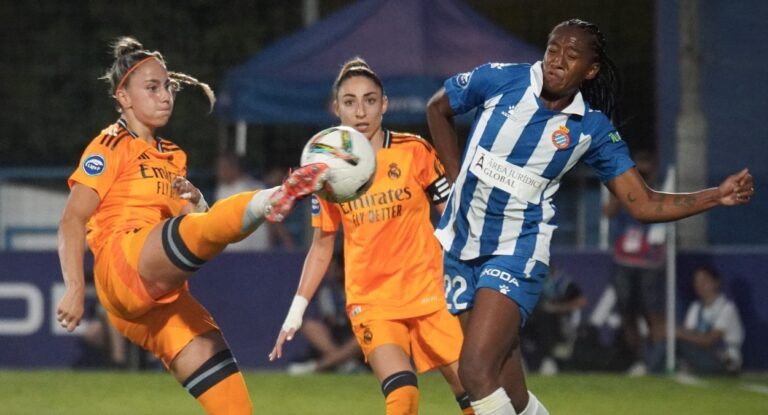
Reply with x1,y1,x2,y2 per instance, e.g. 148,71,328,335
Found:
606,167,753,223
57,184,100,332
426,88,461,183
269,228,336,361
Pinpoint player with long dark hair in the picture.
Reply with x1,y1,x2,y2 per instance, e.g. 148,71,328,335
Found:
271,57,473,415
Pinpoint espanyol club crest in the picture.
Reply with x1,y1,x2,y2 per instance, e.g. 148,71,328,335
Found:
551,126,570,149
82,154,106,176
456,71,472,87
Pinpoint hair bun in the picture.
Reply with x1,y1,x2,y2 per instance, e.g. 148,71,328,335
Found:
112,36,144,59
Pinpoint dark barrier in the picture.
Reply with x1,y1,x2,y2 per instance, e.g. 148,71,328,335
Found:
1,250,766,370
0,251,309,369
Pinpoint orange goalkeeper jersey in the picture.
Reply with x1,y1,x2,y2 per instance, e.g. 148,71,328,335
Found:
68,120,189,254
311,131,451,320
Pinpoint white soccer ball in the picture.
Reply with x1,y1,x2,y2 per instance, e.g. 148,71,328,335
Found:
300,126,376,203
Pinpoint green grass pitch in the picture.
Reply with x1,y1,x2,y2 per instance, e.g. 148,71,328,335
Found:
1,370,766,414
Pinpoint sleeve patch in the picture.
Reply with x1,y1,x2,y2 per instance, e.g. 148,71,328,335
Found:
82,154,106,176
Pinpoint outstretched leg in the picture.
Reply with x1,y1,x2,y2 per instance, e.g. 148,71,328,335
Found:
137,164,329,298
266,163,329,222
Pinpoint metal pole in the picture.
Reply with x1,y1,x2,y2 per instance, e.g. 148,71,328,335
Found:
235,120,247,156
302,0,319,27
599,186,610,250
665,166,677,373
676,0,708,248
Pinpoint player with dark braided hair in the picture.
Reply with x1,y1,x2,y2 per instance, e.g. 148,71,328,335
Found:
427,19,753,415
564,19,621,122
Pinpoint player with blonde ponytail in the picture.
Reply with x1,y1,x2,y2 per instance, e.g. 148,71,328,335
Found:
57,36,328,414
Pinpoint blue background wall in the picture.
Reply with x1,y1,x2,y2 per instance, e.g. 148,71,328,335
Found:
656,0,768,245
2,251,766,370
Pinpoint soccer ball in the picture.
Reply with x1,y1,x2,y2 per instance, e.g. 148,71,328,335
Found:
300,126,376,202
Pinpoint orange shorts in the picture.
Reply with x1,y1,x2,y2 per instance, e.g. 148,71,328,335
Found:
93,224,219,367
350,306,463,373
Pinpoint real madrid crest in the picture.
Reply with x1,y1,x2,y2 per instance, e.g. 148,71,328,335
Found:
551,125,570,149
388,163,401,179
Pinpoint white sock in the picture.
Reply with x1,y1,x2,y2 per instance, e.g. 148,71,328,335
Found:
470,387,516,415
243,187,278,232
518,391,549,415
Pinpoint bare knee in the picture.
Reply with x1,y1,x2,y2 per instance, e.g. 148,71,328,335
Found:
458,352,495,396
170,331,229,383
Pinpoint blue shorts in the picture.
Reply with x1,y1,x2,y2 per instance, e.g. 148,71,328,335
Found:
443,250,548,326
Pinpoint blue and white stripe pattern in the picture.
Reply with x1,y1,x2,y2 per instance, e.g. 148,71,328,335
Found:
435,62,634,264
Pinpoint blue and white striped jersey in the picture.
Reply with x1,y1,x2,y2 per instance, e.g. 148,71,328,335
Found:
435,62,634,264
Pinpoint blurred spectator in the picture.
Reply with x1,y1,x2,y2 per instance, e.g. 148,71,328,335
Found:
603,150,667,376
287,251,364,375
215,153,295,250
522,266,587,375
75,300,159,370
74,302,128,369
650,266,744,375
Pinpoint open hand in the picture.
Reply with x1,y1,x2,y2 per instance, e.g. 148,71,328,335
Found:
269,327,299,362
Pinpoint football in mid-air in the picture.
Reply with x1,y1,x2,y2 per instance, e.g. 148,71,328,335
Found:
300,125,376,203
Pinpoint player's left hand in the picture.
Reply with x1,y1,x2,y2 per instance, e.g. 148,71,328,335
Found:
268,328,298,362
717,168,754,206
173,176,202,204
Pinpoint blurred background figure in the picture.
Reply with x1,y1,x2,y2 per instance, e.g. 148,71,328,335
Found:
663,266,743,375
287,250,364,375
75,302,128,369
603,150,667,376
522,266,588,376
215,152,295,250
75,302,160,371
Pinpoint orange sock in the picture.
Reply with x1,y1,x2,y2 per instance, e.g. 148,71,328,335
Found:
177,191,262,260
381,371,420,415
195,372,252,415
183,350,252,415
385,385,420,415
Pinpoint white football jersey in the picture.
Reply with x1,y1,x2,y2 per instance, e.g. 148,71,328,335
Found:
436,62,634,264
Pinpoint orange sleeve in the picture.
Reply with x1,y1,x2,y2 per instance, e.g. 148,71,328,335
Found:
413,141,449,204
310,195,341,232
68,134,126,200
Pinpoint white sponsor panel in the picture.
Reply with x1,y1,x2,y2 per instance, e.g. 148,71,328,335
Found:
469,146,549,204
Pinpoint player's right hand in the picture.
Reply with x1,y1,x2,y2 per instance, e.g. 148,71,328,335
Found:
56,284,85,333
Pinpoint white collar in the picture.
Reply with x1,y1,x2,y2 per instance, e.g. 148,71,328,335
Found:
531,61,586,116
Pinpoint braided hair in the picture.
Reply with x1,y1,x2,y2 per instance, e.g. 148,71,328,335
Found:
100,37,215,112
555,19,621,122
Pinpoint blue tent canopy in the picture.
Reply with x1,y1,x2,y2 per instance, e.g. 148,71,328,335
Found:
217,0,541,124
